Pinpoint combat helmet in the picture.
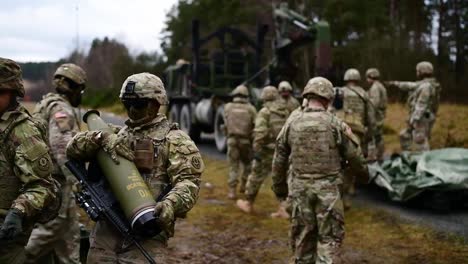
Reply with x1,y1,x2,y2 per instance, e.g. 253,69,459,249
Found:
231,84,249,97
302,77,334,101
0,57,24,97
416,61,433,76
344,68,361,81
120,72,168,105
278,81,293,93
54,63,87,86
261,86,279,101
366,68,380,79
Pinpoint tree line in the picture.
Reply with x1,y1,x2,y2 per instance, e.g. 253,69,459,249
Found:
22,0,467,104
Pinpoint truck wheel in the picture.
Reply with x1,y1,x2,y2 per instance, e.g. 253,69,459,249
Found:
180,104,201,142
169,105,180,124
214,105,227,153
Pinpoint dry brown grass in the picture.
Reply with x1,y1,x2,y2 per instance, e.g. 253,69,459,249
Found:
384,103,468,153
180,157,468,263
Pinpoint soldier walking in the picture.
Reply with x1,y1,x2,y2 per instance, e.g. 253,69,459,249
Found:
333,68,375,209
387,61,441,151
272,77,369,263
26,63,86,263
0,57,58,264
66,72,204,263
236,86,289,215
278,81,300,112
224,85,257,199
366,68,387,161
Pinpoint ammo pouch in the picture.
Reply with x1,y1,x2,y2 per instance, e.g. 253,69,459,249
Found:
133,138,155,174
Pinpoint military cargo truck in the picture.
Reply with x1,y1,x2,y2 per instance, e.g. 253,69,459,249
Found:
164,3,332,152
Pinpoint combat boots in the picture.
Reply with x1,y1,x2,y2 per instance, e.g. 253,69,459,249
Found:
227,188,237,200
270,202,289,219
236,199,253,213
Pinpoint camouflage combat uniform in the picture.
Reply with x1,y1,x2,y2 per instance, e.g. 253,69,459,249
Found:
0,58,57,264
26,93,82,263
333,69,375,209
278,81,301,113
244,86,289,203
390,62,440,151
366,68,387,161
224,85,257,198
66,73,204,263
272,77,368,264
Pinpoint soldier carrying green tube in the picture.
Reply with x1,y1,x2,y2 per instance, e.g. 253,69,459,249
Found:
66,72,204,263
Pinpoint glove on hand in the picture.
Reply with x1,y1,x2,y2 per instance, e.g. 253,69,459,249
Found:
153,200,175,237
0,209,24,242
98,132,135,164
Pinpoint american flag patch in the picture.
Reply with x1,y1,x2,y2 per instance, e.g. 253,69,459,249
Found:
54,112,68,119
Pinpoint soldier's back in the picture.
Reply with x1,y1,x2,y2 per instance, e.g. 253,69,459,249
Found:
225,101,256,138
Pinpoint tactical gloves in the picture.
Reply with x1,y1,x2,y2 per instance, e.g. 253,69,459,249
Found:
153,200,175,237
96,131,135,164
0,209,24,242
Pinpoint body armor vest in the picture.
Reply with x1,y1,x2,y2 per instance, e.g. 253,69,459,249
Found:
268,107,289,143
122,117,176,201
335,86,366,134
226,103,254,137
289,110,341,176
0,112,29,209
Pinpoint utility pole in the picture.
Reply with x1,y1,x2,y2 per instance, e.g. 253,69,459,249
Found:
75,0,80,51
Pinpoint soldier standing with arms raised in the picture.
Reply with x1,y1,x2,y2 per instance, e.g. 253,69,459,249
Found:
66,72,204,263
236,86,289,215
224,85,257,199
333,68,374,209
278,81,300,112
0,57,57,264
272,77,369,263
26,63,86,263
366,68,387,161
387,61,440,151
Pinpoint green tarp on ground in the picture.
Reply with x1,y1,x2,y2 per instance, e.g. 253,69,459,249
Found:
368,148,468,202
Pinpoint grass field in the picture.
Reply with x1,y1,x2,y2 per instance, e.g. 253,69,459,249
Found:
384,103,468,152
179,157,468,263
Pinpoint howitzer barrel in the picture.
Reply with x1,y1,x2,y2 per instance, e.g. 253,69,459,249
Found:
82,110,158,236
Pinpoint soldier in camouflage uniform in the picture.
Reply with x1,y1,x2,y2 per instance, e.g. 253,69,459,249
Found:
224,85,257,199
66,72,204,263
25,63,86,264
333,68,375,209
236,86,289,214
278,81,300,112
366,68,387,161
387,61,441,151
0,57,57,264
272,77,369,264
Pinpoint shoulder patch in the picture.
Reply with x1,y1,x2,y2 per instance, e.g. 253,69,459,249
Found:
54,112,68,119
342,122,360,145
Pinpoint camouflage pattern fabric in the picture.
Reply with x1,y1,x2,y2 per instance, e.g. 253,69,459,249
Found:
280,96,301,113
368,80,387,160
392,78,441,151
272,104,368,263
224,98,257,191
245,100,288,202
66,113,203,263
0,104,56,264
332,84,374,208
24,92,81,263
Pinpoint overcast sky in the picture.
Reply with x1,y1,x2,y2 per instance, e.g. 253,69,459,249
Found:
1,0,178,62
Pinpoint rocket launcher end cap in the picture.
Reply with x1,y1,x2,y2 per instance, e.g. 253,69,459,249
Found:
83,109,101,123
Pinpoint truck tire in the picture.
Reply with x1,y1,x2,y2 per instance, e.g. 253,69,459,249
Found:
169,105,180,124
180,104,201,142
214,105,227,153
